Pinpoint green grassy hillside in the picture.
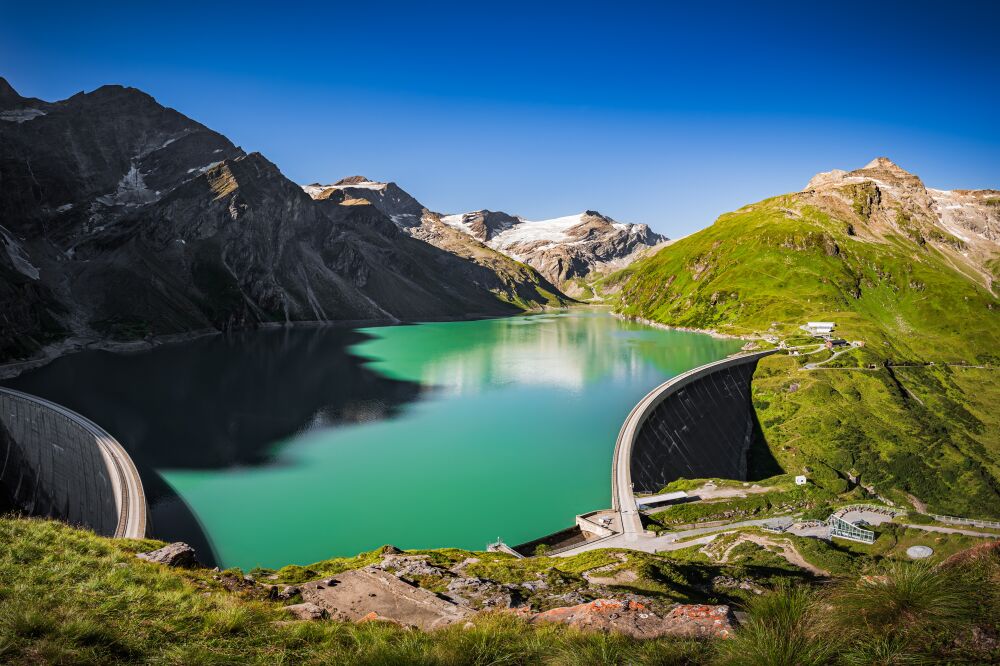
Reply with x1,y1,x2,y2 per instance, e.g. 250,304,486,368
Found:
2,518,997,665
613,192,1000,518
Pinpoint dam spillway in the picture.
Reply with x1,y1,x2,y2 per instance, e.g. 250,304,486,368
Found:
0,387,146,538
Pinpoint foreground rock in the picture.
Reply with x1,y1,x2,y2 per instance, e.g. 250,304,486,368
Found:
136,542,198,568
518,599,735,639
299,567,473,631
283,602,328,621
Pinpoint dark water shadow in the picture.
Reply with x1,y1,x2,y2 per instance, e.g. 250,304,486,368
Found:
138,465,221,567
1,326,425,546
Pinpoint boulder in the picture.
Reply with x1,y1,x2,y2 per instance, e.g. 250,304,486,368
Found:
525,599,734,639
284,602,328,621
136,542,198,568
278,585,301,600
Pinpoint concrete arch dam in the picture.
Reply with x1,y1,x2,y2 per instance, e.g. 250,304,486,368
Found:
613,350,775,539
0,387,146,539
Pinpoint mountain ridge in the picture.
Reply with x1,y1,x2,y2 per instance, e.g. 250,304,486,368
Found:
302,178,667,286
0,80,567,363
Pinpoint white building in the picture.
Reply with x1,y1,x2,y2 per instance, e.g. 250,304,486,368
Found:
795,475,808,486
804,321,835,336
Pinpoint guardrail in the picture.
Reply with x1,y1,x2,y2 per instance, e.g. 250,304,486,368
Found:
927,514,1000,530
832,503,904,517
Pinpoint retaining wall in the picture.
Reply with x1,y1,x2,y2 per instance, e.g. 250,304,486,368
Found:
0,387,146,538
627,351,774,495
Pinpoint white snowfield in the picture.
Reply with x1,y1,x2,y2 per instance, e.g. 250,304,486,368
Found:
302,181,387,198
441,211,646,255
0,108,46,123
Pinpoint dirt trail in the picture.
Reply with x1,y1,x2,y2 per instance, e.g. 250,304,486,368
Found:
707,533,829,577
581,553,638,585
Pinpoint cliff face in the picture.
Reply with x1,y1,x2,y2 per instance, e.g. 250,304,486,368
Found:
0,81,562,362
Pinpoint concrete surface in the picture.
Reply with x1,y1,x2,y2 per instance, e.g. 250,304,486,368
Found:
0,387,146,538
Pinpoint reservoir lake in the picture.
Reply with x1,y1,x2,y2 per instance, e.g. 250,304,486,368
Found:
3,310,741,569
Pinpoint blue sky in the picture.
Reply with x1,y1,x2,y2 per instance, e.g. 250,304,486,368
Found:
2,0,998,236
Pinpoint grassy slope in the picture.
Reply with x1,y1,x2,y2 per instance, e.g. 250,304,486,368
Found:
0,518,711,666
2,518,997,665
613,195,1000,517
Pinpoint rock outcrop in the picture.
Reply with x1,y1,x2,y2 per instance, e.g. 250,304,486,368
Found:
283,602,329,621
517,599,735,639
299,568,474,630
803,157,999,294
136,542,198,568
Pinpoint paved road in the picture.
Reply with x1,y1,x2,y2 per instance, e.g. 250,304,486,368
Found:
554,516,793,557
0,387,146,539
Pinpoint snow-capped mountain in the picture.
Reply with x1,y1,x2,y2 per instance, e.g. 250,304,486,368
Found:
439,210,667,284
303,180,667,285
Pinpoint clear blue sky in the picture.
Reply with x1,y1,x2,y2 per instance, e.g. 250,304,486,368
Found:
2,0,998,236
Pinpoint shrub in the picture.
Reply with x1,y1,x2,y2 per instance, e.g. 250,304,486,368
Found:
714,584,836,666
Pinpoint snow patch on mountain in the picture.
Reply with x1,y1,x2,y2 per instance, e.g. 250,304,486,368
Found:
0,108,46,123
0,225,40,280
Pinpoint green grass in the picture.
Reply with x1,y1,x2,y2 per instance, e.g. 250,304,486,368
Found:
611,192,1000,518
0,518,714,665
648,485,835,528
2,517,997,664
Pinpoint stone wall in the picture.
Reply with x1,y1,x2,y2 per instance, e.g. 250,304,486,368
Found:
0,389,124,536
629,354,765,494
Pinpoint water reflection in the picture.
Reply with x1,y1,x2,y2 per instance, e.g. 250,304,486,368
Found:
352,311,732,393
3,312,742,568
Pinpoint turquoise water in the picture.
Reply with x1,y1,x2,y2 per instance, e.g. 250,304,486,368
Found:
156,311,740,568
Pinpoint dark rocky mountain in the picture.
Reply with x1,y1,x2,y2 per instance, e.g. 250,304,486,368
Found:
304,180,668,287
0,79,566,362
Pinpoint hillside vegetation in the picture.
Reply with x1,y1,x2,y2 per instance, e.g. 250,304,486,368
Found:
1,518,997,665
613,160,1000,518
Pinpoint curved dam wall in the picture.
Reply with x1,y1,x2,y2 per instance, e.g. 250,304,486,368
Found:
625,351,775,497
0,387,146,538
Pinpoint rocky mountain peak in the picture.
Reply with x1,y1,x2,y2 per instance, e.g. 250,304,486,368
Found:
334,175,374,186
0,77,22,106
0,77,47,113
863,157,902,170
804,157,923,192
581,210,614,224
